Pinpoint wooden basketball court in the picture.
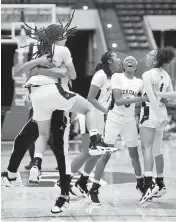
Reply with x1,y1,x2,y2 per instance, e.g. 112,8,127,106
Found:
1,140,176,221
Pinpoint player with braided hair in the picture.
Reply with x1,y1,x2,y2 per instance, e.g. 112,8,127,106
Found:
19,12,113,214
139,46,175,204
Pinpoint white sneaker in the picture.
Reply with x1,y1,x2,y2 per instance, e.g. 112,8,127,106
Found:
51,196,70,215
28,166,41,185
1,171,17,187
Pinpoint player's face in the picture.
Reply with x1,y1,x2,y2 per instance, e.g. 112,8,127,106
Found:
123,56,138,72
110,53,121,71
146,50,157,68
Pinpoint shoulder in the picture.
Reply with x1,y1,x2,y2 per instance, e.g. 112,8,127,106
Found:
94,70,107,79
55,46,70,54
91,70,106,86
142,70,150,78
111,72,123,81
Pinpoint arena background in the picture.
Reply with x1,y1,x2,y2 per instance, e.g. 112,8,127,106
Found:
1,1,176,222
1,0,176,139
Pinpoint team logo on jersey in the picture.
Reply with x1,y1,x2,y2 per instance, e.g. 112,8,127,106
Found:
121,89,137,96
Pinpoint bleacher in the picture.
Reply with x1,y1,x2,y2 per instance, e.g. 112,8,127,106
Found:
95,0,176,50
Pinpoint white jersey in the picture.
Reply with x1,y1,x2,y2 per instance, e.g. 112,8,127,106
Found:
25,46,72,87
91,69,111,111
141,68,173,120
110,73,143,117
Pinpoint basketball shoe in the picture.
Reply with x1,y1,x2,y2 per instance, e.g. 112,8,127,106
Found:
89,135,117,156
72,174,89,198
153,177,167,198
140,177,159,204
88,183,101,206
51,196,70,215
1,171,23,187
28,157,42,185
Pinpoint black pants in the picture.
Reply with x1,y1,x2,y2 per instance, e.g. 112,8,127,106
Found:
7,110,71,195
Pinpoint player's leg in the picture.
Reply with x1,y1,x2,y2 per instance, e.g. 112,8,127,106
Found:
51,111,71,214
28,119,51,185
72,114,104,197
153,130,166,197
121,117,143,194
1,118,38,187
69,95,115,155
139,126,159,204
88,112,119,205
71,115,91,175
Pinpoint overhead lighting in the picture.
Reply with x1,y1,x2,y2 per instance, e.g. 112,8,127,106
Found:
83,5,88,10
107,24,112,28
112,43,118,48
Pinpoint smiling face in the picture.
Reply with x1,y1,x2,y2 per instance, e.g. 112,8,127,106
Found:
145,50,157,69
109,52,122,71
123,56,138,73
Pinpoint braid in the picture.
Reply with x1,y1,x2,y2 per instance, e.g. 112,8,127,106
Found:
22,10,77,60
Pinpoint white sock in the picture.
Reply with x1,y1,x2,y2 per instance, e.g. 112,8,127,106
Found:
7,170,17,179
157,173,163,178
144,171,153,177
93,179,100,184
34,153,43,159
82,171,89,177
89,129,99,137
136,175,143,179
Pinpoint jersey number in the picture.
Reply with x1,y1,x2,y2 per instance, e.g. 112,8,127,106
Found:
160,83,164,92
125,97,131,108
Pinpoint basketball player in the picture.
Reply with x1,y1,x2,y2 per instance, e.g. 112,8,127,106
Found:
85,56,149,205
139,47,175,204
60,52,120,198
19,16,112,214
1,63,76,200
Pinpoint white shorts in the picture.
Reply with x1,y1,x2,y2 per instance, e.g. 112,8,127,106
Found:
104,111,138,147
30,83,77,121
139,105,168,131
78,110,105,135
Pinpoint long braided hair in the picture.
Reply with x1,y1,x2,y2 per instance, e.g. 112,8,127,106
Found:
22,11,77,61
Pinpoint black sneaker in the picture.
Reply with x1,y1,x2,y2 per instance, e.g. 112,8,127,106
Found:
73,178,89,198
136,177,144,194
55,179,77,196
88,183,101,206
1,171,17,187
140,177,159,204
153,177,167,198
89,135,117,156
51,196,70,215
